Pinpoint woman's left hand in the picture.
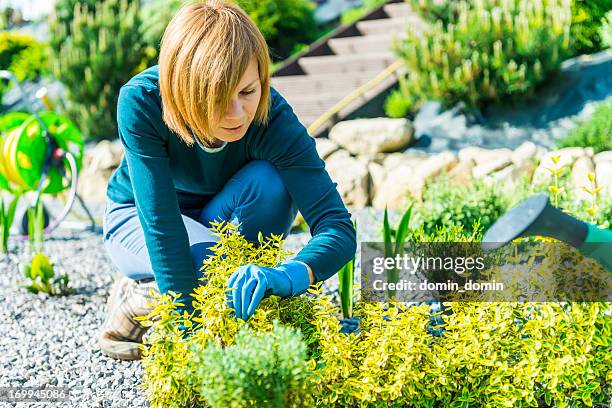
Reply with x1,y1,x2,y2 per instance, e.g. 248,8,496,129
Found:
225,260,311,320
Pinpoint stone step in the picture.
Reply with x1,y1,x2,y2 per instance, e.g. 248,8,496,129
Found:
356,15,425,36
271,71,382,96
383,2,415,18
328,33,405,55
287,74,399,131
298,52,396,75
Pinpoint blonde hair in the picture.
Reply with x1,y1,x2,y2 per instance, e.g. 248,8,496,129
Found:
158,0,271,147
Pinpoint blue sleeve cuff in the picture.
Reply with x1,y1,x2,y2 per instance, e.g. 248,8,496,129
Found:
277,260,311,297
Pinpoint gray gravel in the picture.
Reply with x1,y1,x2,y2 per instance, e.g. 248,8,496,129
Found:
0,202,389,407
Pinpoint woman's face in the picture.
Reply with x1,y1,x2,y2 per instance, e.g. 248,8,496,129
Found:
211,57,261,144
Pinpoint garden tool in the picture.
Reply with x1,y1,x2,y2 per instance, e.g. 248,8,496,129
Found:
0,70,96,236
482,193,612,273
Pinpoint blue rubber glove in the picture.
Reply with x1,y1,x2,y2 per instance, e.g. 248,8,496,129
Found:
226,260,311,320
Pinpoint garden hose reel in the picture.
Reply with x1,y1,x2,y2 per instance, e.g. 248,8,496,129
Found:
0,70,95,235
482,193,612,273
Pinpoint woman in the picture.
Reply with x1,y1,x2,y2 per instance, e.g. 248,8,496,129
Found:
99,0,356,360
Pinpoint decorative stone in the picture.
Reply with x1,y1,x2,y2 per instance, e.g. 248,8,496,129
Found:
447,160,474,185
325,149,370,208
87,140,123,172
373,164,423,210
314,137,340,160
328,118,413,155
593,151,612,165
383,152,428,172
367,161,386,201
571,156,595,202
458,147,512,166
414,151,457,180
596,161,612,198
472,156,513,179
511,141,537,164
533,147,588,185
485,160,535,189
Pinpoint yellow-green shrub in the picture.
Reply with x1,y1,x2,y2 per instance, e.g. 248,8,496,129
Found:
138,221,611,407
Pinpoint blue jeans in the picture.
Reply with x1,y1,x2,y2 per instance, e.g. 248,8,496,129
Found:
102,160,299,281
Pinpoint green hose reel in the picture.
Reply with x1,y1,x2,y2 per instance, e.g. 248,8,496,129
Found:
0,111,84,194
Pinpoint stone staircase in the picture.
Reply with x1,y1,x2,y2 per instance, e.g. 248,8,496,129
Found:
271,0,425,136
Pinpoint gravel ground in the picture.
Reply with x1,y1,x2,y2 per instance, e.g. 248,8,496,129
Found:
0,202,391,408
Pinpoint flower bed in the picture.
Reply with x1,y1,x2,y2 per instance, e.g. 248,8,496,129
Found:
137,220,610,408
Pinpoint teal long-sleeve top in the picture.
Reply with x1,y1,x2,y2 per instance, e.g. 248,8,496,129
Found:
106,65,357,304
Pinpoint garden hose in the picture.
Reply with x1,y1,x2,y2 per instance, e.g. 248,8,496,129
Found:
0,111,84,194
482,193,612,273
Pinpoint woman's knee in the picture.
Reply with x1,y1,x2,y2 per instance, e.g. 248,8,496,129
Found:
240,160,292,205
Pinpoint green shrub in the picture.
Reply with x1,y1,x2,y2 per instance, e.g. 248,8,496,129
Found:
0,31,49,103
406,0,457,25
235,0,319,61
48,0,147,140
393,0,573,112
569,0,612,55
138,0,319,63
190,322,311,408
415,175,509,236
137,218,611,408
557,98,612,153
384,88,413,118
340,0,386,25
601,10,612,48
0,192,21,254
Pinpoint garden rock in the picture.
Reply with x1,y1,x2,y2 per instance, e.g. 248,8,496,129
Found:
593,151,612,165
447,160,473,185
532,147,591,185
367,161,386,200
382,152,428,172
595,161,612,198
79,140,124,203
325,149,370,207
472,156,513,178
485,160,536,190
373,164,423,210
511,141,538,164
85,140,124,172
458,146,512,166
314,137,340,160
328,118,413,155
571,156,595,202
413,151,457,180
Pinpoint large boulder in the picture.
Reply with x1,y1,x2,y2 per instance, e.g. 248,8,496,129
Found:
596,161,612,198
314,137,340,160
328,118,413,155
458,147,512,166
532,147,592,185
511,141,538,164
571,156,595,202
78,140,124,203
373,164,422,210
373,151,457,209
325,149,370,208
593,151,612,165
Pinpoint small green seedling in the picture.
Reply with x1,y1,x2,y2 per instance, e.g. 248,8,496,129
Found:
27,199,45,254
383,203,414,299
338,219,357,319
0,192,21,254
21,252,74,296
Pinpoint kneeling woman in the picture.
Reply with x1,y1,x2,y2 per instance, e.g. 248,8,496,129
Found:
99,0,356,360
